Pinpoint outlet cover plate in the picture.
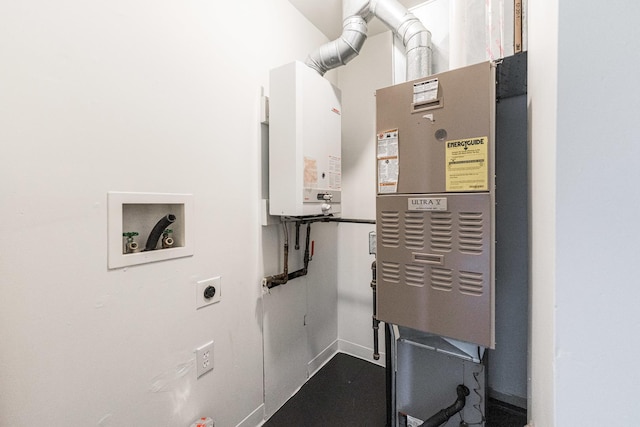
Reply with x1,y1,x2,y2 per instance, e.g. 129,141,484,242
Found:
195,341,214,378
196,276,221,309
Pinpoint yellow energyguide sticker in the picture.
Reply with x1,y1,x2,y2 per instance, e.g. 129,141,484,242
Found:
445,136,489,191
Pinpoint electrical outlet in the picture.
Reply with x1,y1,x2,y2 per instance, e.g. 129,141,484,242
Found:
196,276,221,309
196,341,214,378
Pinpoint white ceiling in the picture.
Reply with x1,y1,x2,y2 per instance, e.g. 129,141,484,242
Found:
288,0,427,40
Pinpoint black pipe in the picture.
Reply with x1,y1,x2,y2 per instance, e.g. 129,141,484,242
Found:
419,385,470,427
265,222,312,288
294,222,301,250
371,260,380,360
287,223,311,280
328,218,376,224
144,214,176,251
264,223,290,288
281,215,375,225
385,323,393,427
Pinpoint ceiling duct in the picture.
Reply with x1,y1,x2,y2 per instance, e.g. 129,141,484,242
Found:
305,0,432,80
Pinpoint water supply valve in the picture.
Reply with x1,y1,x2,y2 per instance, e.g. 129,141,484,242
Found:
316,192,333,214
162,228,174,249
123,232,139,254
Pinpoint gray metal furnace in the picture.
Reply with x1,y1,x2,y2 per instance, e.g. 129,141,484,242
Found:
376,54,528,426
376,60,496,348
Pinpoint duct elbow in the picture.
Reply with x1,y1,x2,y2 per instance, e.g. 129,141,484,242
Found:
404,25,431,53
305,0,431,79
305,15,368,75
370,0,432,79
396,16,432,80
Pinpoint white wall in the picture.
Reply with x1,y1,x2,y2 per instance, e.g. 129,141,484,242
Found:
527,0,557,424
262,222,339,417
553,1,640,425
0,1,334,426
335,32,393,363
529,0,640,425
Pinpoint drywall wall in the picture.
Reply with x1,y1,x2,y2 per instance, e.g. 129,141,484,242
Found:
336,32,393,364
394,0,516,83
529,1,640,424
0,1,333,426
262,222,339,418
527,0,558,424
552,1,640,425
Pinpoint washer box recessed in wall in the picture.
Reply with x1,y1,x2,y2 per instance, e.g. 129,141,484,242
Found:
108,192,194,269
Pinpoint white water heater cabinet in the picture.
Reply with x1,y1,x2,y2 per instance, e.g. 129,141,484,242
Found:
269,61,342,217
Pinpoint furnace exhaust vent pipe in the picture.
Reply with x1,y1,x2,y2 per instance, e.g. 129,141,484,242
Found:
305,0,432,81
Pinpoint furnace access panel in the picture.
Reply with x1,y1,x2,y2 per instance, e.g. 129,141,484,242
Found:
375,61,496,348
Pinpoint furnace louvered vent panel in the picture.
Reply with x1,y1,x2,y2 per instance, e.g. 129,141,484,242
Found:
404,212,426,250
430,212,453,252
405,264,426,287
375,192,493,347
458,212,484,254
380,211,400,247
431,267,453,292
459,271,484,296
381,261,401,283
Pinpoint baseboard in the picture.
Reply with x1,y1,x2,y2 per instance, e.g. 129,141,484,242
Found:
237,403,265,427
307,340,340,378
338,339,385,367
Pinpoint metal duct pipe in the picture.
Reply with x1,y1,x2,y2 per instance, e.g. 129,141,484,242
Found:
370,0,432,80
305,14,369,76
305,0,432,80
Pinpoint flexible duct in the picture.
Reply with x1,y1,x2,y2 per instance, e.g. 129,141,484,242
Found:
305,0,432,80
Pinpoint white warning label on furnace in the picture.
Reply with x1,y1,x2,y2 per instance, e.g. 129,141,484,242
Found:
377,129,399,193
413,78,438,103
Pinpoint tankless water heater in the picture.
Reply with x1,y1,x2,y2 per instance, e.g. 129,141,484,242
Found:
269,61,342,217
375,61,496,348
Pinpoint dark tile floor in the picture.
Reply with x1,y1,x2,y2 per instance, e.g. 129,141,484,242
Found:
263,353,527,427
486,399,528,427
264,353,386,427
